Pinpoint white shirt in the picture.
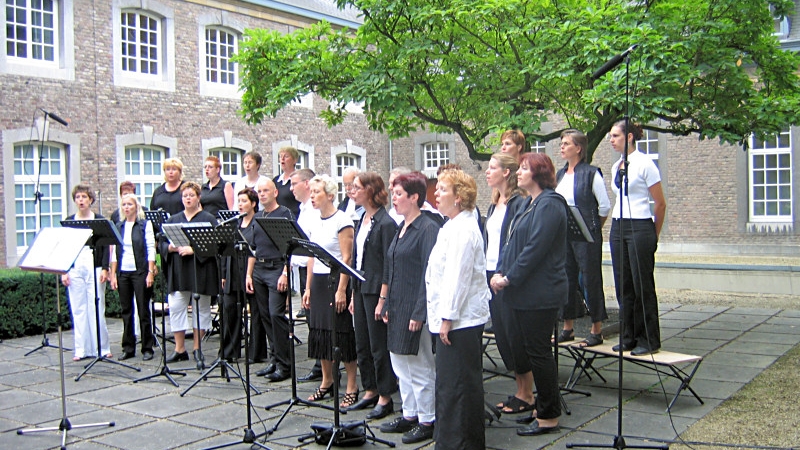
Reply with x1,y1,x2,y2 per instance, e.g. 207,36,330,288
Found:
425,210,490,333
555,171,612,217
111,220,156,270
292,198,320,268
611,150,661,219
233,175,270,199
309,210,353,275
484,202,506,272
355,216,372,270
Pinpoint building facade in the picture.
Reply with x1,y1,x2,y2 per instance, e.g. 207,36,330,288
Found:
2,0,800,268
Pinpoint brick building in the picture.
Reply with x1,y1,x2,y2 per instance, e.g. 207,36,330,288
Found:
2,0,800,268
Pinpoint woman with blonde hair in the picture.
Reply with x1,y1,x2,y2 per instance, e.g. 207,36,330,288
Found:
426,168,490,449
150,157,185,215
109,193,157,361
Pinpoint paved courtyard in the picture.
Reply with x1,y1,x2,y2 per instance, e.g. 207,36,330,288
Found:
1,301,799,450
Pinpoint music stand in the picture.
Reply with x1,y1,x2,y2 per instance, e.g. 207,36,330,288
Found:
181,220,260,397
294,239,394,450
17,227,116,449
256,218,335,434
217,210,240,222
61,219,141,381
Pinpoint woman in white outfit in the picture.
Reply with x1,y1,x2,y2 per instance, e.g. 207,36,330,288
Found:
62,184,111,361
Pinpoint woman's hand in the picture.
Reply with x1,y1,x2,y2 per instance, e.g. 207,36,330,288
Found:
439,319,452,346
99,269,108,283
177,246,194,256
409,319,422,332
61,274,71,287
490,274,508,293
302,290,311,310
334,290,347,314
109,274,118,291
245,275,254,294
374,299,384,321
348,295,354,315
146,272,154,288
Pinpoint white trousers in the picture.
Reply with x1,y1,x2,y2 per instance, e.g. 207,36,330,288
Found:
390,330,436,423
168,291,211,332
67,249,110,358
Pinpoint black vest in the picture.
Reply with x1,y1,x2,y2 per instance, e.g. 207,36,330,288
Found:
557,162,603,239
114,219,148,274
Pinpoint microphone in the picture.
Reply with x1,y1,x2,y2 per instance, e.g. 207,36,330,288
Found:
591,45,639,80
217,212,246,227
40,108,69,126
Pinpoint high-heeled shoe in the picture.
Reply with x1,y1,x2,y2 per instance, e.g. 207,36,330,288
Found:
308,384,333,401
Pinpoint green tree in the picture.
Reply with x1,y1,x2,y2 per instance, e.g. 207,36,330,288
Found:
235,0,800,163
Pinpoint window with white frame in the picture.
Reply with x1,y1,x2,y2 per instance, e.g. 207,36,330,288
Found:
209,148,242,182
423,142,449,172
636,129,660,214
124,146,165,208
6,0,57,62
530,140,546,153
2,0,75,79
13,143,67,251
749,129,792,221
205,27,236,85
113,1,175,91
335,154,360,203
770,4,791,39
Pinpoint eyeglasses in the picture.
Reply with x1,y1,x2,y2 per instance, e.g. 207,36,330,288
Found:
344,183,356,191
350,185,364,192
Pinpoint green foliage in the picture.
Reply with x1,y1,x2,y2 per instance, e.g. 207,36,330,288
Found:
0,268,167,339
235,0,800,163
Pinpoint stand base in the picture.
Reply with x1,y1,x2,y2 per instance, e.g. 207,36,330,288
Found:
134,363,187,387
299,421,395,450
17,416,115,450
264,395,335,433
75,355,141,381
567,435,669,450
25,336,70,356
181,359,260,397
201,427,272,450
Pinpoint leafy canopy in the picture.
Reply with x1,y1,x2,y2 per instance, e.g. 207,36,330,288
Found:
235,0,800,162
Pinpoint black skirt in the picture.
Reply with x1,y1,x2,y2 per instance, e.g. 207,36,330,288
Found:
307,274,356,362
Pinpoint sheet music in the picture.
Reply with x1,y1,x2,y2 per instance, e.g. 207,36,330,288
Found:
18,227,93,274
161,222,212,247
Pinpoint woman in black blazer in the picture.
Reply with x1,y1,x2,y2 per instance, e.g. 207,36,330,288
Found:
109,194,156,361
345,172,398,418
491,153,568,437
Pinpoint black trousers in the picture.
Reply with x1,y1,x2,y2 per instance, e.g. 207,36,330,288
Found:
513,308,561,421
220,291,245,360
487,271,524,372
562,238,608,323
610,219,661,351
434,325,485,450
251,263,290,370
353,290,396,396
118,270,154,354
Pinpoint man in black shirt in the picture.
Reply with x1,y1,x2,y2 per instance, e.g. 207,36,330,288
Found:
246,179,294,382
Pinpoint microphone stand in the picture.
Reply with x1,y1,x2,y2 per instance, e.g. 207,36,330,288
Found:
567,50,667,450
25,113,70,357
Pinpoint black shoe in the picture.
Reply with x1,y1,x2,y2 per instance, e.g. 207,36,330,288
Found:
118,352,135,361
166,351,189,363
256,363,277,377
517,420,561,436
346,394,379,411
265,369,290,382
142,351,154,361
402,423,434,444
612,343,634,352
366,400,394,420
631,346,659,356
297,369,323,382
380,417,418,434
296,309,307,318
516,415,536,425
193,349,205,370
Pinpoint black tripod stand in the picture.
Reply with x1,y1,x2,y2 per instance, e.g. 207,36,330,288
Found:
182,218,260,397
257,218,335,433
201,221,270,450
17,227,115,449
294,239,394,450
25,112,70,357
61,219,141,382
568,46,667,450
134,209,187,387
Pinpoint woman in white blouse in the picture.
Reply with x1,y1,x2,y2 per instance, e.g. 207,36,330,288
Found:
426,168,490,450
555,129,611,347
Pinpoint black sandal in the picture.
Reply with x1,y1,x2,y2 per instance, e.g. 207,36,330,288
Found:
309,384,333,401
556,329,575,343
579,333,604,347
340,390,359,408
500,396,535,414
